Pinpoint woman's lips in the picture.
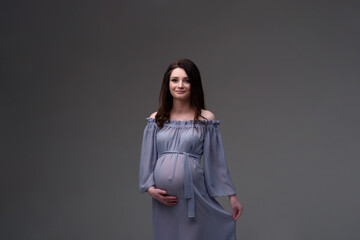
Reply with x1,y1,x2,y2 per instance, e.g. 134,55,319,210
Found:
175,91,186,94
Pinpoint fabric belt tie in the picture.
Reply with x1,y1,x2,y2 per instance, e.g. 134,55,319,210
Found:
158,151,201,218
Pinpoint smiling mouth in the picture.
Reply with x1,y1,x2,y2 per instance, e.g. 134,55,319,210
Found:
175,91,186,94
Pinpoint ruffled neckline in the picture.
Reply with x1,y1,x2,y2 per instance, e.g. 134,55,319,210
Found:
145,117,220,127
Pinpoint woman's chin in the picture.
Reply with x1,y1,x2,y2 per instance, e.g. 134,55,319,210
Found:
172,95,190,101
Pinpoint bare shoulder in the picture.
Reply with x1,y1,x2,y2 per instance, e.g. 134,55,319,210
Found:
149,111,157,119
200,109,216,120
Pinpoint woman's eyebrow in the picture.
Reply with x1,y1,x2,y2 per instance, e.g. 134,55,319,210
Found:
170,76,189,79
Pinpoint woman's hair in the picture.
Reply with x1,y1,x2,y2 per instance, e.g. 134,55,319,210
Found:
155,58,206,127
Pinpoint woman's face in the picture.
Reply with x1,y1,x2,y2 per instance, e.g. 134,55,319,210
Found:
169,68,191,101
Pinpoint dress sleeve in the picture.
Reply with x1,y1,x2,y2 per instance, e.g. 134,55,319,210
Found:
139,118,158,193
203,121,236,197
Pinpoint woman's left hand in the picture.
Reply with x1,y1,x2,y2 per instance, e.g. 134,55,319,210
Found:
229,195,243,221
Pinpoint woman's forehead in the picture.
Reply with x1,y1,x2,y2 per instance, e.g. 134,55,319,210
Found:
170,68,188,78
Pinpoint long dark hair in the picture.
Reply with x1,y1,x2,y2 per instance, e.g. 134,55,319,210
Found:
155,58,206,127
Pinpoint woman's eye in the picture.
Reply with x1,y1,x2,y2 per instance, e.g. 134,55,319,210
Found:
185,79,191,83
171,79,178,82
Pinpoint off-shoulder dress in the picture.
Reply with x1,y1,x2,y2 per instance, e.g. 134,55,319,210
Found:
139,118,237,240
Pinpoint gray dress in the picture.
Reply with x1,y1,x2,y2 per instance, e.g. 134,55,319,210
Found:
139,118,237,240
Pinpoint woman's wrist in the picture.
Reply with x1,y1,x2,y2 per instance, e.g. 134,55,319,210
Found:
228,194,237,199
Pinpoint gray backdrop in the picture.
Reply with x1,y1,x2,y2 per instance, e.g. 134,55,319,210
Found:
1,0,360,239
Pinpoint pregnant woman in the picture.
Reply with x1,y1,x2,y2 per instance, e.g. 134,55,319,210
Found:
139,58,243,240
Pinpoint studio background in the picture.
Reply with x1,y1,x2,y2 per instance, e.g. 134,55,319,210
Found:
1,1,360,239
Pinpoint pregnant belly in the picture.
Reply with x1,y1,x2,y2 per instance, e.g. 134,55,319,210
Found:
153,155,185,197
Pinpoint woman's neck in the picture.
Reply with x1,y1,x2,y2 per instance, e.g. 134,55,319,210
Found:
170,99,194,120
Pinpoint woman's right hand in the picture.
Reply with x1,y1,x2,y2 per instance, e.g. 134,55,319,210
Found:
148,186,178,207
